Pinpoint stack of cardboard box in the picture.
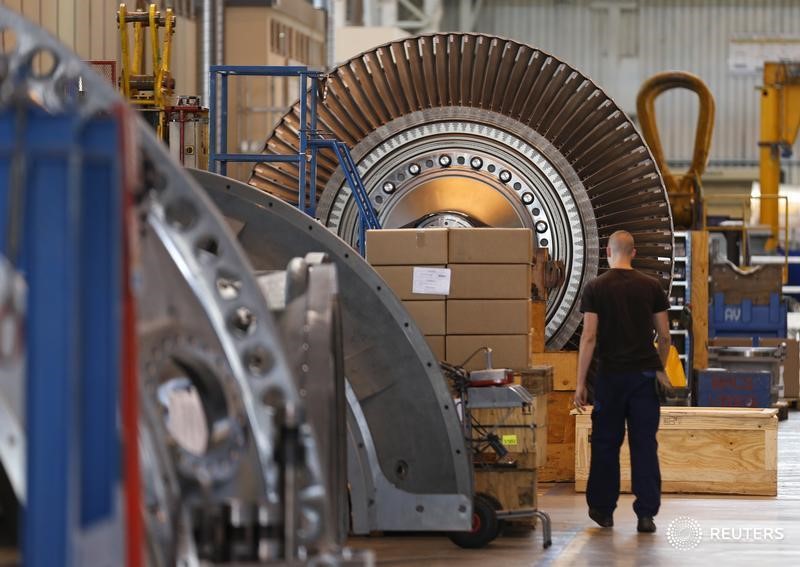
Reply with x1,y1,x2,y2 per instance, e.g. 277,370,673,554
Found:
366,228,449,359
445,228,534,370
366,227,535,367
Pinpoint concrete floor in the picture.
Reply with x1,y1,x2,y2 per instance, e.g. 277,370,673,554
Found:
348,410,800,566
1,412,797,565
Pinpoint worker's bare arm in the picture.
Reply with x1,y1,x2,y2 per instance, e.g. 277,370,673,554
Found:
575,312,598,410
653,310,672,390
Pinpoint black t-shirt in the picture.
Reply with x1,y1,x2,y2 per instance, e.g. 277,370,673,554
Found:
579,269,670,373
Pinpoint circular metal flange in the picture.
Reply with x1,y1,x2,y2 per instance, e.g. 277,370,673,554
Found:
0,6,328,561
252,33,674,348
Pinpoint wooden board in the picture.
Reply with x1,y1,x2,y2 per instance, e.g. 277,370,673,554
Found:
538,391,576,481
474,468,538,527
531,351,577,390
512,366,553,395
574,407,778,495
690,230,709,369
530,300,546,354
710,263,783,305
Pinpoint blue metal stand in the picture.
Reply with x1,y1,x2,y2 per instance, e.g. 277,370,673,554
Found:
208,65,380,254
0,103,125,566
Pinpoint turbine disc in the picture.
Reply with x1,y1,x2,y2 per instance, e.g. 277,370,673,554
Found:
251,33,674,348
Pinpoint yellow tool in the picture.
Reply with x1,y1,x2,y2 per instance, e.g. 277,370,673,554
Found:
759,62,800,251
636,72,715,230
664,345,688,388
117,3,175,139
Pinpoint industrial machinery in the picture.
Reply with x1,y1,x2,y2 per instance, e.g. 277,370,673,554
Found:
636,71,715,230
117,3,176,138
759,62,800,251
250,33,676,349
190,169,473,536
0,7,367,565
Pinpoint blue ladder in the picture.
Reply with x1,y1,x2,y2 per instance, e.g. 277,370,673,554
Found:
208,66,381,255
311,138,380,254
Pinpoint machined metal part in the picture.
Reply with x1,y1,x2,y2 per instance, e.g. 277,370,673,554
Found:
0,257,25,504
258,254,349,547
0,7,329,563
189,169,472,533
251,33,675,348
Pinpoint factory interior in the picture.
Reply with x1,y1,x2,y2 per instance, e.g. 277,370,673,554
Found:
2,0,800,565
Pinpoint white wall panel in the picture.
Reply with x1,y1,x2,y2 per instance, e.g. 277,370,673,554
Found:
444,0,800,182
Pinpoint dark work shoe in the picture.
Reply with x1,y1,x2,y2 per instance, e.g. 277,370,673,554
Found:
637,516,656,533
589,508,614,528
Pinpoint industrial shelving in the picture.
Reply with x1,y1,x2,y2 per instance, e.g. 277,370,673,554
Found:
669,231,693,402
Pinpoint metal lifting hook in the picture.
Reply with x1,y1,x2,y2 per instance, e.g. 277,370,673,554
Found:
636,71,715,230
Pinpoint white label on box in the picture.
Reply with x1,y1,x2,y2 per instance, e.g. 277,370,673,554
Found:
412,267,451,295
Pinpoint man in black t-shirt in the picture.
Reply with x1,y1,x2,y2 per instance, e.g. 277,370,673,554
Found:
575,230,671,534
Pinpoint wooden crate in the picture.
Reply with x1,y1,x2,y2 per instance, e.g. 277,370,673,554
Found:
531,351,577,390
474,467,538,527
472,396,548,468
538,390,575,481
512,365,554,395
574,407,778,496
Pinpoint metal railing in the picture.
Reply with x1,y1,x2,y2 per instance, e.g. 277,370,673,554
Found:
208,65,381,253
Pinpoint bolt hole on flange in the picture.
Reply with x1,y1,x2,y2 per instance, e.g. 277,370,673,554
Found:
243,346,273,376
165,198,198,231
28,47,57,79
228,306,256,336
0,28,18,54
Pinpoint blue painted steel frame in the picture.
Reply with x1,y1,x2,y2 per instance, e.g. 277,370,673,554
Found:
208,65,381,254
0,104,124,566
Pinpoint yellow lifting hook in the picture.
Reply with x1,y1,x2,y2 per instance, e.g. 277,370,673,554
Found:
636,72,715,230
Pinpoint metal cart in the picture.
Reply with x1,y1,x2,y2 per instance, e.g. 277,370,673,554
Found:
441,356,553,550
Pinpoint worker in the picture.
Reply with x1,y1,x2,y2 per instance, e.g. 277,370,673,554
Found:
574,230,672,534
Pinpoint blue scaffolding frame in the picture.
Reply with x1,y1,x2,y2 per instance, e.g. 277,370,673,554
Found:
208,65,380,253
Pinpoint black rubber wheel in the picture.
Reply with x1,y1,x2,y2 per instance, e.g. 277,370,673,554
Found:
477,492,505,539
544,539,552,548
447,495,500,549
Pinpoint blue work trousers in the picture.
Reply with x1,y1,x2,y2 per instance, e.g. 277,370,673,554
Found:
586,370,661,518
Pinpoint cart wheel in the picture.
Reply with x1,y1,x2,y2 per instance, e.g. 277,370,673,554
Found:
477,492,505,539
448,495,500,549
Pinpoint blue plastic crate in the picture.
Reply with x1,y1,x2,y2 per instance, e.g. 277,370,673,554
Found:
696,369,773,408
708,292,787,338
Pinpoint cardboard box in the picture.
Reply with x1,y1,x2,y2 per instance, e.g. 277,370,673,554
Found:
448,228,533,264
532,351,578,390
447,264,532,299
374,265,446,300
446,334,531,371
425,335,446,360
446,299,532,335
366,229,448,265
575,407,778,495
403,300,446,335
